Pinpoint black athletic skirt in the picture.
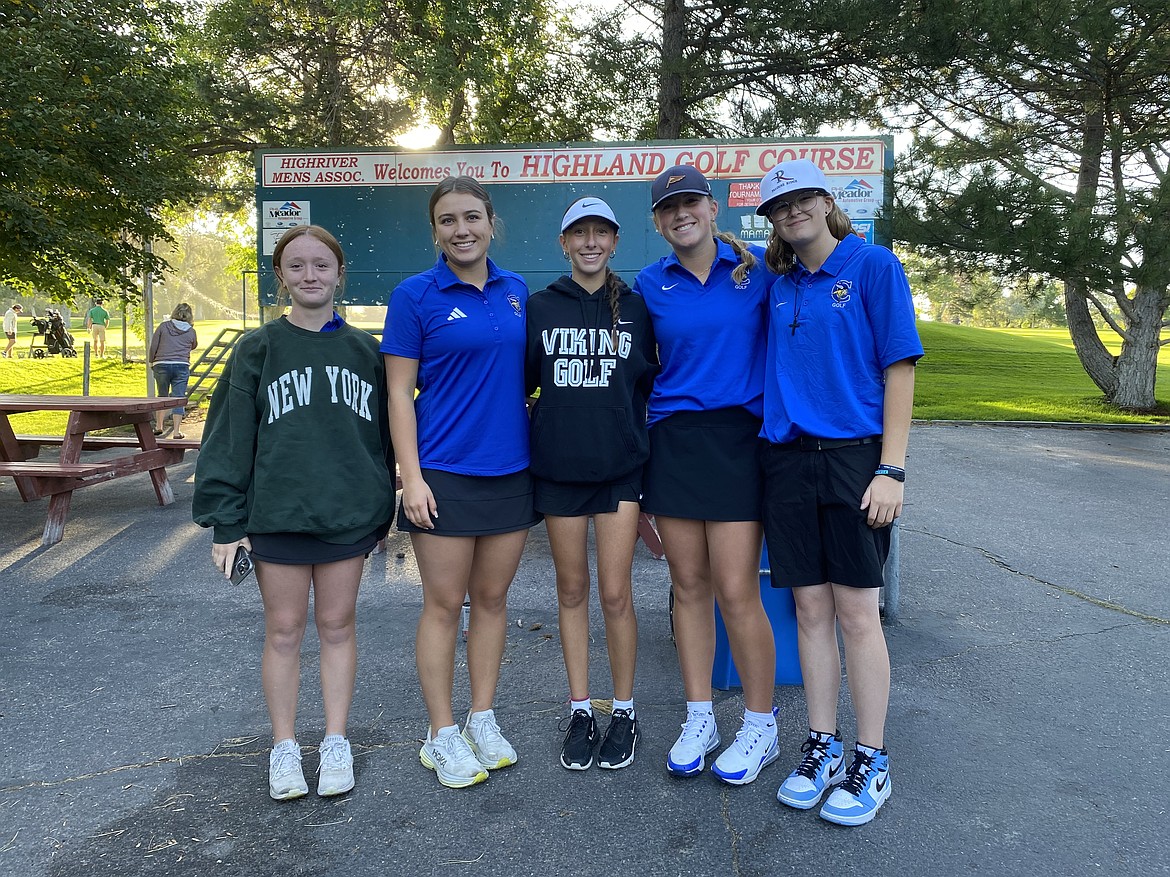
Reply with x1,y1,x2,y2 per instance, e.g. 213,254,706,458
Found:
396,468,542,536
534,467,642,517
641,407,763,522
249,528,383,565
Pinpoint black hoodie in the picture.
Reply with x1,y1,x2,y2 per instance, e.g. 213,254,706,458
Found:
525,274,658,484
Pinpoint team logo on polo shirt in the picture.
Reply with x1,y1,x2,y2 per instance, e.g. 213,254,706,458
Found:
507,294,522,317
831,279,853,308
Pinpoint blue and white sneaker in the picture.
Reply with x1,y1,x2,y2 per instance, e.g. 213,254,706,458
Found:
819,744,890,826
667,710,720,776
711,711,779,786
777,729,844,809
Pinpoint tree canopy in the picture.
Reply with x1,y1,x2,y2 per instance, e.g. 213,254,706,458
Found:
0,0,205,301
890,0,1170,409
3,0,1167,411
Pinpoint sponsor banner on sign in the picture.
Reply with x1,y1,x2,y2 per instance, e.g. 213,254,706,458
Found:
262,227,293,256
262,200,310,228
738,212,772,243
260,141,887,189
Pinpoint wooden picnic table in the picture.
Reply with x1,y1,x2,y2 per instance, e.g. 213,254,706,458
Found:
0,394,193,546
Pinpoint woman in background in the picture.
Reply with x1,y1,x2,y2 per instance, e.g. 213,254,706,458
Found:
149,302,197,437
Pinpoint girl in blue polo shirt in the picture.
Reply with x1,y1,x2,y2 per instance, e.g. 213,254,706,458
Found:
633,165,780,787
381,176,540,790
756,158,923,826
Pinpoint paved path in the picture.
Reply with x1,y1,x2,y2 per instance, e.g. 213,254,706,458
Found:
1,424,1167,877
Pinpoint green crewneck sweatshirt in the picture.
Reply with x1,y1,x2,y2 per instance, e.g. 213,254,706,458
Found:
193,318,394,544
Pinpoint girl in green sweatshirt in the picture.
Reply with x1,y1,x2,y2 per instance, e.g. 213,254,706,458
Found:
194,225,394,801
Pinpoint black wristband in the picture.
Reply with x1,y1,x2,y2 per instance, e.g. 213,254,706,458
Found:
874,465,905,482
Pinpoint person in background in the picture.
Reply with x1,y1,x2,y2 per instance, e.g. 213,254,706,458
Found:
193,224,394,801
382,176,539,790
148,303,197,438
86,299,111,358
3,303,22,358
525,197,657,771
633,165,780,786
756,158,922,826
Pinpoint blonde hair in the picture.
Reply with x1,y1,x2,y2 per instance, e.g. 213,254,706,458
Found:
764,201,856,275
714,227,758,284
171,302,193,322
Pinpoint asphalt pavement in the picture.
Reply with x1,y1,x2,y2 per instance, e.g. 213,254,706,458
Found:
1,423,1167,877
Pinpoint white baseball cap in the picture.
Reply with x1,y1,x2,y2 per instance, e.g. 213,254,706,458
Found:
561,197,620,233
756,159,831,216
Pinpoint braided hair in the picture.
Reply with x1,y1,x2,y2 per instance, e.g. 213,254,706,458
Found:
603,268,624,344
713,227,758,284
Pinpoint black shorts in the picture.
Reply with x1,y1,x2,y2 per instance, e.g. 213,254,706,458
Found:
760,439,890,589
642,408,763,522
249,529,382,565
534,467,642,517
397,468,541,536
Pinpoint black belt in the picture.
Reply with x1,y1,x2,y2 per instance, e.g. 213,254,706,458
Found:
772,436,881,452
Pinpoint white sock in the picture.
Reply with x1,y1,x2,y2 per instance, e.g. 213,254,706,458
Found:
744,708,776,731
612,697,635,718
570,697,593,715
686,700,714,717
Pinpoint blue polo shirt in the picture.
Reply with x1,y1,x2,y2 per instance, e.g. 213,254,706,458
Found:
763,234,924,443
633,239,772,426
381,255,530,475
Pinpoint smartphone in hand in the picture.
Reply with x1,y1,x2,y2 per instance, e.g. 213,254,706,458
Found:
229,545,255,585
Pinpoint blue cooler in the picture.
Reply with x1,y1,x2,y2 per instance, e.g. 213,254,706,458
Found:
712,544,803,688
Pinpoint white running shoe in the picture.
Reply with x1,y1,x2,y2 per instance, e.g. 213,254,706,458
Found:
316,735,355,797
462,709,519,770
667,710,721,776
269,739,308,800
712,718,780,786
420,729,489,788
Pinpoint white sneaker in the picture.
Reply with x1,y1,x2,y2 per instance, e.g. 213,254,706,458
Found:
316,735,355,796
711,717,780,786
462,709,518,769
667,710,721,776
420,729,489,788
269,739,308,800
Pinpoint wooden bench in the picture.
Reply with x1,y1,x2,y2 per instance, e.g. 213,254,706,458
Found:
0,460,122,498
0,461,118,478
14,434,201,457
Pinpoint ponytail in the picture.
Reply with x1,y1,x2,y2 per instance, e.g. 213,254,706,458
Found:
604,268,622,345
713,228,757,285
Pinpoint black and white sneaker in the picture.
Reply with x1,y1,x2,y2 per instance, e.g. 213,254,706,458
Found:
560,709,599,770
598,708,639,770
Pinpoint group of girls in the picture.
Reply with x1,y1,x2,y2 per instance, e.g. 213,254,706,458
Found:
192,159,921,828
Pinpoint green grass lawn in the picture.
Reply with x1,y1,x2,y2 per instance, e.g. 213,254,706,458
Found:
913,323,1170,423
2,320,1167,433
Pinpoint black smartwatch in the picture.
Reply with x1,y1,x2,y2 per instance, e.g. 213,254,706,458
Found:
874,465,905,482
